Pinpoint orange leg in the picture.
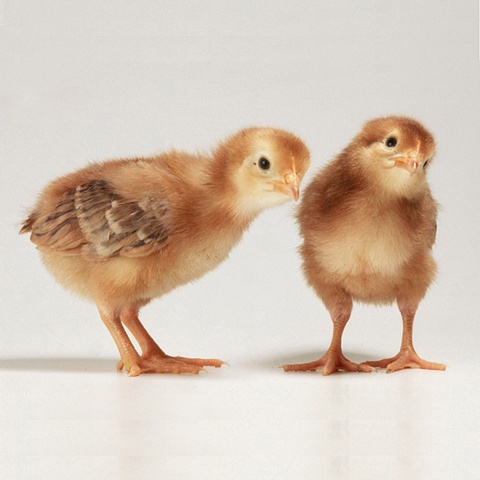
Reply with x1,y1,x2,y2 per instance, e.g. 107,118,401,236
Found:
283,305,374,375
362,302,445,373
98,308,145,376
117,305,225,376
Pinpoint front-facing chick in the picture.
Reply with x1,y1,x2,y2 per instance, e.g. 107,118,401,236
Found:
21,127,310,376
283,116,445,375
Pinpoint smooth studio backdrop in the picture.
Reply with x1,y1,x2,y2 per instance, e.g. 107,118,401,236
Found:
1,1,479,479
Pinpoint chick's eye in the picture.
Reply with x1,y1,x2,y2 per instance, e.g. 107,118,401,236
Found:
423,159,430,169
258,157,271,170
385,137,397,148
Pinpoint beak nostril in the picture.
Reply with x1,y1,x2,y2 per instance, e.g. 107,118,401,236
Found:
284,173,294,185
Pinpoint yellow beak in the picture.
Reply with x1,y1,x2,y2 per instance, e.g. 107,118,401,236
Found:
391,146,420,175
273,173,300,200
394,157,419,174
273,156,300,200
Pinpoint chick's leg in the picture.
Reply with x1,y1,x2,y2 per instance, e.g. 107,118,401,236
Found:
97,308,145,377
362,301,446,373
283,291,374,375
119,305,224,374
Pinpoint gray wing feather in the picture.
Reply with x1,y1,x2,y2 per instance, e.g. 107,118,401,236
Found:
25,179,171,259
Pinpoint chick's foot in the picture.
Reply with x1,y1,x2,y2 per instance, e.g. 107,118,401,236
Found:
283,350,375,376
362,349,446,373
171,355,225,368
117,354,225,376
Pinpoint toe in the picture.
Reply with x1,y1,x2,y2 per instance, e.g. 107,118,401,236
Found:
282,359,325,372
172,356,226,368
358,363,376,373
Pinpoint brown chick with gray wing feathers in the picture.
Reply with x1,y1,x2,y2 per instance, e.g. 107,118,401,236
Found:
21,127,310,376
283,116,445,375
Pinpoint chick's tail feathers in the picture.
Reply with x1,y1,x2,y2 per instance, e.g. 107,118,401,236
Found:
19,214,35,234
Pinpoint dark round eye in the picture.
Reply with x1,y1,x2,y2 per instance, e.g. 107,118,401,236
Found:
386,137,397,148
258,157,271,170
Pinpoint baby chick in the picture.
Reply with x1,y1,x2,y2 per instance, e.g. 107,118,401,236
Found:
283,116,445,375
21,127,310,376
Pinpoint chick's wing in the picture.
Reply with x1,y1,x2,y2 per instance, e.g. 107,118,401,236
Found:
26,179,171,260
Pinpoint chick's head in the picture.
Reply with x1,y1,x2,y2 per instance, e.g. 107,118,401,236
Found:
354,116,436,197
218,127,310,216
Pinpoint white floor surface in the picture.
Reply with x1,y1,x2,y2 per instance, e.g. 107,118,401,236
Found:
2,1,480,479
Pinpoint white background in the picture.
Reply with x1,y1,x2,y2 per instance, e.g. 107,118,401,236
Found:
1,1,479,478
